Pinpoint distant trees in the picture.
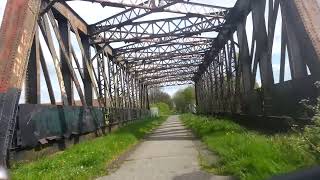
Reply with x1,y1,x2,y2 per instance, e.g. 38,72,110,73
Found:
173,86,195,113
148,86,196,114
149,88,173,115
151,102,171,115
149,88,173,108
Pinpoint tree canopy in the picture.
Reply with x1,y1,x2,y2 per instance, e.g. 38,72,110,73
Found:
149,88,172,108
173,86,195,113
149,88,173,115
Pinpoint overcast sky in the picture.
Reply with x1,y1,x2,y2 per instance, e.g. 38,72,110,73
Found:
0,0,290,101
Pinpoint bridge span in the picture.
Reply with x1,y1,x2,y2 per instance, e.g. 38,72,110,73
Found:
0,0,320,168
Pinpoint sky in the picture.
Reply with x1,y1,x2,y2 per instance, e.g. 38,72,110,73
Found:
0,0,292,101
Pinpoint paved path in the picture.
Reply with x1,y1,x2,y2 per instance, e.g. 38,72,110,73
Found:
98,115,231,180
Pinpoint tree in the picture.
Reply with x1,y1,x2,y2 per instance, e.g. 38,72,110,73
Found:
150,102,171,115
149,88,173,108
173,86,195,113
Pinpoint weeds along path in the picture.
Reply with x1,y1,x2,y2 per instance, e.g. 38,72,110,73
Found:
11,116,166,180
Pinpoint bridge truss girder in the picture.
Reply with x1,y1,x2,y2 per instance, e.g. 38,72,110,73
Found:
195,0,320,119
1,0,320,168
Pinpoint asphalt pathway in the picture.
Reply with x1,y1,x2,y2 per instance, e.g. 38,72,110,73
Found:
98,115,232,180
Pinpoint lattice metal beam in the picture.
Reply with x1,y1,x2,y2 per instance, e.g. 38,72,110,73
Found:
89,0,229,35
118,42,210,61
91,15,223,44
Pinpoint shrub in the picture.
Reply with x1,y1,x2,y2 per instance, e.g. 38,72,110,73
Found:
296,82,320,157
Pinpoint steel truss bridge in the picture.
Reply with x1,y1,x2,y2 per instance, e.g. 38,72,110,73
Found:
0,0,320,166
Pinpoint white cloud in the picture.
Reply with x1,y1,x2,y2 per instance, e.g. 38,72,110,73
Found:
67,1,124,24
162,85,190,97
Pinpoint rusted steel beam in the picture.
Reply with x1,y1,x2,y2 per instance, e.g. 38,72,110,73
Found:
294,0,320,59
25,29,41,104
44,12,87,106
39,46,56,104
39,16,69,105
0,0,42,167
116,37,213,52
90,0,176,35
67,15,106,107
90,0,228,36
51,1,88,34
59,17,74,105
92,15,221,44
50,1,114,58
285,0,320,76
82,35,94,106
195,0,320,119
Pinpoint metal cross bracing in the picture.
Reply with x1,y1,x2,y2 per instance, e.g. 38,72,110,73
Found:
132,59,203,71
88,0,229,35
91,15,223,44
118,41,211,60
138,66,198,80
115,37,214,52
126,53,204,65
149,80,194,88
1,0,320,167
195,0,320,129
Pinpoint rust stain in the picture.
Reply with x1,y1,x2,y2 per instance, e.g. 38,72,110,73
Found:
0,0,41,93
294,0,320,61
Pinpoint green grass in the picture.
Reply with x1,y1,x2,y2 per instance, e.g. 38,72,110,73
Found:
11,116,167,180
181,114,318,180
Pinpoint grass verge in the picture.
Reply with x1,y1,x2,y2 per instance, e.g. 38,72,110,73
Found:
181,114,318,180
11,116,167,180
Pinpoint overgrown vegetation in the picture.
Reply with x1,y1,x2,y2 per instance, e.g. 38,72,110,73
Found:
148,86,196,114
181,114,318,180
296,82,320,157
11,116,166,180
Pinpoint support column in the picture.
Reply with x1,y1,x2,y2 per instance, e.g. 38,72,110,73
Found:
25,29,40,104
59,18,73,105
208,64,214,115
194,81,199,109
146,85,150,110
140,82,143,109
237,21,252,93
130,77,135,109
0,0,41,167
81,35,92,106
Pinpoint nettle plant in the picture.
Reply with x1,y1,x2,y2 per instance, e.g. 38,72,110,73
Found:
298,81,320,155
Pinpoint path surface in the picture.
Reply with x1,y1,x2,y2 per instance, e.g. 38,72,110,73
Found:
98,115,231,180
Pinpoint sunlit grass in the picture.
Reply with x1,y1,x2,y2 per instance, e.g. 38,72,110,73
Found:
11,116,167,180
181,114,318,180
